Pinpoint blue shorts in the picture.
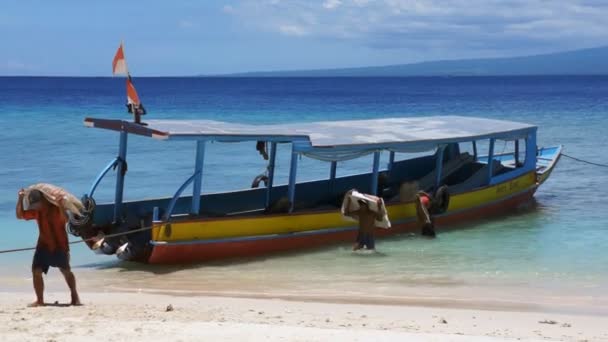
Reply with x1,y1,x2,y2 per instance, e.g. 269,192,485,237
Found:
356,231,375,250
32,248,70,274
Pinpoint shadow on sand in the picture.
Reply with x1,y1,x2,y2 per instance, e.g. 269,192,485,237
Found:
31,302,82,308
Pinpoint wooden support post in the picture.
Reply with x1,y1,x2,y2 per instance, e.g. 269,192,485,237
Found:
191,140,205,215
487,138,495,183
472,141,477,159
113,131,128,223
329,160,337,195
265,142,277,208
514,139,520,165
288,145,298,213
435,146,445,189
371,152,381,195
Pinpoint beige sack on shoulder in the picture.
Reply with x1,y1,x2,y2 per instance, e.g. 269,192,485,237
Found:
24,183,84,216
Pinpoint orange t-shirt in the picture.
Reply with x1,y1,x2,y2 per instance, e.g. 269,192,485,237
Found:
22,204,69,252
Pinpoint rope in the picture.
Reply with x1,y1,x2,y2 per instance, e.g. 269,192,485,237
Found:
0,224,155,255
562,153,608,168
68,196,96,227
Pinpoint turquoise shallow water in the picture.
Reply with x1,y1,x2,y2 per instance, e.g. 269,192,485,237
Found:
0,76,607,309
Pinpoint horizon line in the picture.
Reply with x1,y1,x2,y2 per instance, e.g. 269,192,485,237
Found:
2,73,608,78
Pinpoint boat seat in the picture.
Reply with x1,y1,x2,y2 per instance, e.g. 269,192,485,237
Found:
416,152,475,192
449,160,504,193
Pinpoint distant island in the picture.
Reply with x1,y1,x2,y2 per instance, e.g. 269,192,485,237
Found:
219,46,608,77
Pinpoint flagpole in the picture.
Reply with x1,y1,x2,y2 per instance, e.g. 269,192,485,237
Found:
123,40,133,122
123,41,140,124
115,41,143,125
121,40,129,76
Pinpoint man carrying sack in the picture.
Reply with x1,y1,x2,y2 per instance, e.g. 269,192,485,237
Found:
341,189,391,251
16,184,82,307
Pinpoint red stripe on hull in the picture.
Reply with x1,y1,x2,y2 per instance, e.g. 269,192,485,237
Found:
435,187,536,227
148,188,536,264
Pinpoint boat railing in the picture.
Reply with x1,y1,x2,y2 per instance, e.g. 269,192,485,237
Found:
163,170,202,221
88,157,120,198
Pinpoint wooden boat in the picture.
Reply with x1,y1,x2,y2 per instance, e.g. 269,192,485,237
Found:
73,116,561,264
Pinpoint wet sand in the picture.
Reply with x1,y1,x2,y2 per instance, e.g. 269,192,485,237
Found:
1,291,607,341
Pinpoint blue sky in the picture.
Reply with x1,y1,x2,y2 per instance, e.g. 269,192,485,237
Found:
2,0,608,76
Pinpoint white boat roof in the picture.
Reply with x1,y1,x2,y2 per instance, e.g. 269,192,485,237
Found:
84,115,536,151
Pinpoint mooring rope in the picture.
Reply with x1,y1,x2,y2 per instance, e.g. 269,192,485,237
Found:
562,153,608,168
0,224,156,255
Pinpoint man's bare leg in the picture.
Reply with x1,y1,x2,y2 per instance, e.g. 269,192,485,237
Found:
29,268,44,307
60,268,81,305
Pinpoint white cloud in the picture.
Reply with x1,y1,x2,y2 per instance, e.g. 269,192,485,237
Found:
279,24,308,36
1,60,34,74
323,0,342,10
222,5,234,14
6,60,27,70
227,0,608,56
178,20,197,29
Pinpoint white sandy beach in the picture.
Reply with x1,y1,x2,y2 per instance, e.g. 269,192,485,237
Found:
1,291,607,341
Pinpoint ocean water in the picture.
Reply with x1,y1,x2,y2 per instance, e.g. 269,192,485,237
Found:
1,76,607,311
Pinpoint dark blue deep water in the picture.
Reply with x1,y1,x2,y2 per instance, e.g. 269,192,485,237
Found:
1,76,607,307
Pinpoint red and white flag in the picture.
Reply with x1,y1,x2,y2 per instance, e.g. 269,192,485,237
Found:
126,76,146,115
112,42,128,75
126,77,140,106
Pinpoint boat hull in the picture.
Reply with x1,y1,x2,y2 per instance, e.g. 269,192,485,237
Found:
148,184,537,264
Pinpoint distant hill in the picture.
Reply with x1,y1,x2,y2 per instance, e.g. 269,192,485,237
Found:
221,46,608,77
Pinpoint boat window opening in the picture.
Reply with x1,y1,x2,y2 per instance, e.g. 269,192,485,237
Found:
203,141,275,192
284,150,395,212
381,148,445,201
458,142,476,158
491,139,526,175
438,139,495,192
119,138,196,202
473,139,490,163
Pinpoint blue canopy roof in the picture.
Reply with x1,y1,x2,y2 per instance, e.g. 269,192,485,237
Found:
84,116,536,155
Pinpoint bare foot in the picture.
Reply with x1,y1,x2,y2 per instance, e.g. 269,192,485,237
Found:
352,243,362,251
27,301,44,308
71,296,82,306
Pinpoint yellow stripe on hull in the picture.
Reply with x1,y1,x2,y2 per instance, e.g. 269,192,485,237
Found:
448,172,536,212
152,171,537,242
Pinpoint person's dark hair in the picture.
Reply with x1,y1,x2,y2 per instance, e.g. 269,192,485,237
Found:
28,189,43,205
